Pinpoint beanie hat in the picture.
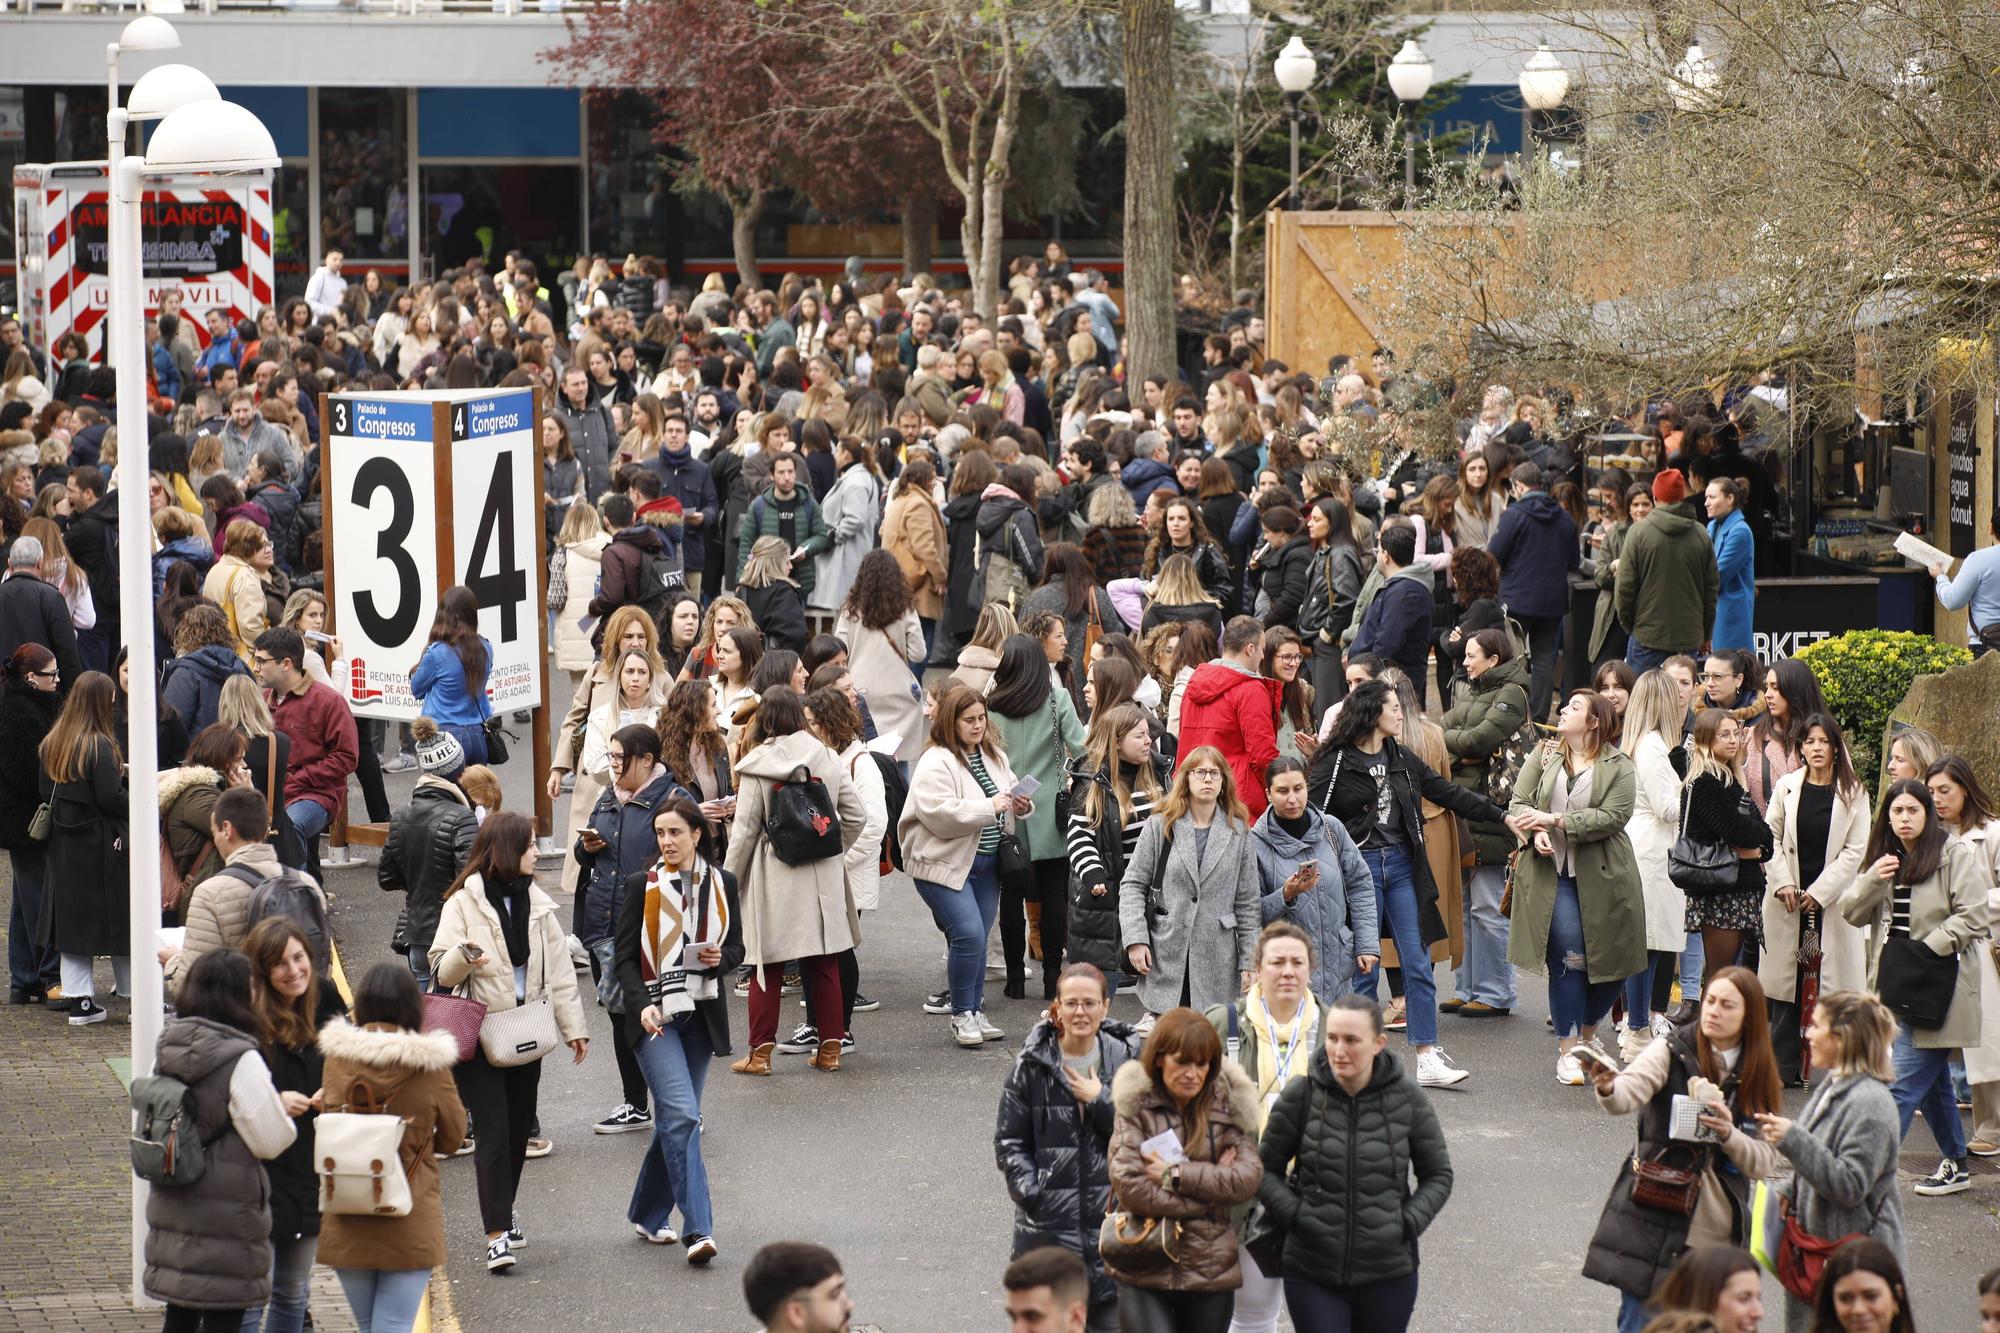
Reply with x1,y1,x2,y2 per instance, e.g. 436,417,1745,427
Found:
411,717,466,779
1651,468,1688,505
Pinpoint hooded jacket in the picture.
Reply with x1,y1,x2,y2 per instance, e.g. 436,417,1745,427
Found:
591,521,676,622
1256,1046,1453,1288
1105,1057,1264,1292
158,763,226,890
995,1016,1144,1308
1255,532,1314,629
1177,660,1282,819
724,730,867,966
1348,563,1435,687
1251,806,1379,1001
975,485,1045,595
314,1020,467,1274
1486,490,1580,619
942,490,986,635
378,776,478,959
1614,502,1719,651
143,1017,291,1310
153,535,216,595
161,644,253,736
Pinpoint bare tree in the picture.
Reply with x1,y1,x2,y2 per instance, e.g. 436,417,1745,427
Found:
1123,0,1179,385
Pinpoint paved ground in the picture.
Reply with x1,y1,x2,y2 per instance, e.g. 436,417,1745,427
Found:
3,704,1996,1332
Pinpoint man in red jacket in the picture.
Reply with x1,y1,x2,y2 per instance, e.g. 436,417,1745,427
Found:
1176,615,1282,818
254,626,358,858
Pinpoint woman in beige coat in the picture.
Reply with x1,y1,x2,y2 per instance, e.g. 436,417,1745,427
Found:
428,813,588,1270
723,688,865,1075
1925,755,2000,1155
1840,777,1991,1195
550,503,609,687
546,605,666,887
882,458,949,644
203,520,274,661
1758,714,1870,1086
834,550,928,766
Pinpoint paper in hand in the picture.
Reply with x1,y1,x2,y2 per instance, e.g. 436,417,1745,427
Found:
1012,774,1042,799
1892,530,1952,571
1139,1128,1187,1164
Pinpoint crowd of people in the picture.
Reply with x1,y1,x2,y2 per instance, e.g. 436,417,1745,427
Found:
1,244,1998,1333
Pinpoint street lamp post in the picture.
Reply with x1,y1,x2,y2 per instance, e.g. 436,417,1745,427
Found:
1387,39,1434,205
1518,45,1571,176
114,93,279,1309
103,12,179,371
1272,36,1315,210
1669,43,1719,112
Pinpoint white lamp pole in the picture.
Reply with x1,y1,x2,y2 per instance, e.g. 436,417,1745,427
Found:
1518,45,1571,176
1387,39,1434,204
1272,36,1316,211
116,92,278,1309
103,14,179,372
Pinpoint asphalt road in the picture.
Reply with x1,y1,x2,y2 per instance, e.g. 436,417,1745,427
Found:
315,718,1999,1333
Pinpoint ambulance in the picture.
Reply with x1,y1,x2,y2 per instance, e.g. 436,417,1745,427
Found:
10,161,274,361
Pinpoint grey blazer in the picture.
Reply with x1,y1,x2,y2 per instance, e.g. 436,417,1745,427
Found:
1118,813,1260,1016
1775,1072,1905,1333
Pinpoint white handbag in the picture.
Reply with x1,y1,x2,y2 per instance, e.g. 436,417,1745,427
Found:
477,932,562,1068
316,1080,413,1217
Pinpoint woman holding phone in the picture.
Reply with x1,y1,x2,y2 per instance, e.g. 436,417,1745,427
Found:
1580,966,1783,1333
613,794,742,1267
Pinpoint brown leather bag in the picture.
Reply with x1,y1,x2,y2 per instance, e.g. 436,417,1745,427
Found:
1630,1150,1701,1215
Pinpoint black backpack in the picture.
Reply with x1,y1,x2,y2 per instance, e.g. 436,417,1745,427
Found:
633,542,685,637
225,864,332,973
763,764,844,865
852,750,910,873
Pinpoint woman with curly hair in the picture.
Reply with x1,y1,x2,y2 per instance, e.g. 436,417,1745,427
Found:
657,679,735,849
1437,545,1505,710
836,549,927,768
676,595,753,684
1141,495,1233,613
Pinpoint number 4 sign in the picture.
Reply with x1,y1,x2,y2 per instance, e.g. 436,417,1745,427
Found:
323,387,546,724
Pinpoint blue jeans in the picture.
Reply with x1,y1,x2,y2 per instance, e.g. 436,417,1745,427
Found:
1623,955,1657,1027
1282,1269,1420,1332
287,798,333,843
1678,931,1704,999
1892,1028,1968,1160
241,1235,315,1333
1355,846,1436,1046
914,852,1000,1015
1455,864,1515,1008
439,721,489,767
1547,875,1625,1039
1623,637,1691,676
7,846,57,991
1617,1290,1650,1333
628,1013,715,1240
332,1268,430,1333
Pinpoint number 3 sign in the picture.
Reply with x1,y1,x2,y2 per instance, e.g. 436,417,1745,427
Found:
324,388,546,722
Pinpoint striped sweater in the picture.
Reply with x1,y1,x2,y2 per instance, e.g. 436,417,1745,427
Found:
1067,776,1164,889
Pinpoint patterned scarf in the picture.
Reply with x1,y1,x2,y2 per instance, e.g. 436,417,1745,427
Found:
640,855,730,1018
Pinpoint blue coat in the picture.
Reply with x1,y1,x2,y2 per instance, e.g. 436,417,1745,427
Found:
1251,805,1379,1002
644,446,720,574
1487,491,1579,618
410,638,493,726
1118,457,1179,511
1348,565,1434,687
161,644,252,736
574,767,692,945
1707,509,1755,651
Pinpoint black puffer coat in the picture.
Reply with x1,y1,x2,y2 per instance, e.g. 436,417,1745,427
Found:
941,491,984,641
1256,1045,1453,1287
1253,533,1315,629
994,1016,1143,1309
377,777,478,959
1439,654,1531,865
1063,757,1170,974
0,680,60,851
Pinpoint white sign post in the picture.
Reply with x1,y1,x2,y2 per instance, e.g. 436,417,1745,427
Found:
323,386,552,834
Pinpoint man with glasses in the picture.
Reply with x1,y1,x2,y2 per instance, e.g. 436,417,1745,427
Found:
254,627,357,877
0,536,81,691
1176,615,1283,819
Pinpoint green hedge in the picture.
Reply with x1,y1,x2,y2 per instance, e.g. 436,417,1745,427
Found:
1793,630,1970,788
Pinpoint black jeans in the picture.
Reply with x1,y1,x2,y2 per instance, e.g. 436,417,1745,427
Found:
1283,1270,1420,1332
1116,1285,1233,1333
353,717,391,823
454,1049,543,1233
1002,858,1072,997
837,946,859,1030
587,953,649,1108
1517,613,1562,723
162,1307,247,1332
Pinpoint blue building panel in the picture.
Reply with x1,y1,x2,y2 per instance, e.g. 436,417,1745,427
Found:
417,88,580,158
1421,84,1524,155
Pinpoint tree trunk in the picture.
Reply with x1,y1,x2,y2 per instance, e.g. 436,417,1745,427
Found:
730,187,765,291
975,64,1021,319
1228,136,1246,297
900,195,935,278
958,116,985,297
1120,0,1177,385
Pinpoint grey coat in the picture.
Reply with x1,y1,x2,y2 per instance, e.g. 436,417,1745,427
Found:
1775,1073,1906,1333
1118,813,1260,1014
1840,839,1990,1049
143,1018,278,1310
1251,806,1379,1002
809,463,882,612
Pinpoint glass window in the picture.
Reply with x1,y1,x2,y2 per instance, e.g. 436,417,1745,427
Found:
585,92,677,265
271,162,311,300
319,88,408,262
419,164,582,281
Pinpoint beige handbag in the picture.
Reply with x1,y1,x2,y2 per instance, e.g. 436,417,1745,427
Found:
478,930,561,1068
317,1079,413,1217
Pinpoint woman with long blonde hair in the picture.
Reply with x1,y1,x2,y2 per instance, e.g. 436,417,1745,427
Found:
21,516,92,632
950,601,1016,696
1679,707,1773,988
1617,670,1693,1055
1117,744,1259,1029
621,393,667,464
551,500,611,688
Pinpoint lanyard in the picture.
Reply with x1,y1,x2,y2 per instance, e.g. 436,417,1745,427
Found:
1258,994,1307,1094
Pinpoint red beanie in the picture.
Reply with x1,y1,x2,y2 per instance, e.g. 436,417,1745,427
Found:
1651,468,1688,505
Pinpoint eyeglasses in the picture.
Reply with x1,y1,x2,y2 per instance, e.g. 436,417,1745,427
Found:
606,752,630,769
251,654,276,668
1056,999,1103,1012
1701,671,1736,683
1273,653,1303,666
1189,767,1224,780
28,669,58,682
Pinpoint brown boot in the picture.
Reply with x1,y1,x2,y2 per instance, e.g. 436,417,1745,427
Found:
731,1042,774,1076
807,1038,842,1072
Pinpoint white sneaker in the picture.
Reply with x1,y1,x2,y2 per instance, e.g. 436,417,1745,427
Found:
1556,1052,1586,1086
485,1236,515,1272
1415,1049,1470,1087
973,1011,1003,1041
951,1012,985,1049
634,1222,680,1245
1619,1026,1650,1064
1651,1013,1674,1040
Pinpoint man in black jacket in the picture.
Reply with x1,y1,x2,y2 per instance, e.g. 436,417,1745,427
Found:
376,721,478,991
0,538,82,691
61,466,117,673
1347,523,1435,705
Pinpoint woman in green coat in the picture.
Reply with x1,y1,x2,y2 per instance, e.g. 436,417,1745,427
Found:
1439,633,1531,1016
1505,689,1648,1087
988,635,1086,1000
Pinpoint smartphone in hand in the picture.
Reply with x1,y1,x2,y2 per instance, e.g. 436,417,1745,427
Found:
1571,1044,1617,1074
